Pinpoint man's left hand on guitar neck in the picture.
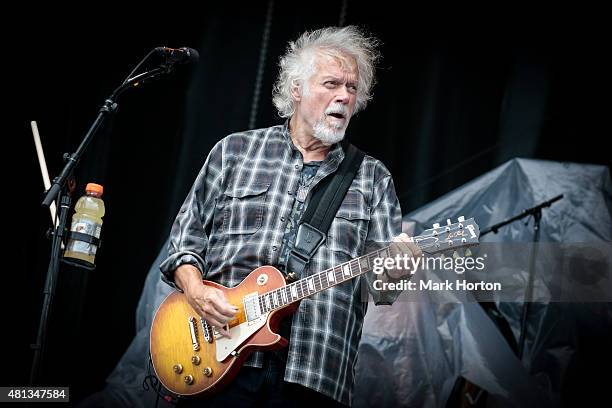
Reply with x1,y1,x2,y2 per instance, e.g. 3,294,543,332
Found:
382,233,423,281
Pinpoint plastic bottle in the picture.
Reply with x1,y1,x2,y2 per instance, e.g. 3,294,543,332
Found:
63,183,105,266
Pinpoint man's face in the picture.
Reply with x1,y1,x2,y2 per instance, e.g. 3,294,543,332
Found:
295,53,359,144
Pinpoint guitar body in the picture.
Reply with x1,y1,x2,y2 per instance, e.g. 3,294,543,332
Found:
150,266,297,397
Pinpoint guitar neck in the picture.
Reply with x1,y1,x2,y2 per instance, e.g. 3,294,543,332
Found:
258,245,392,314
256,217,479,314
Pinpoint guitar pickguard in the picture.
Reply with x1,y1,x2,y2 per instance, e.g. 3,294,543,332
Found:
215,313,269,361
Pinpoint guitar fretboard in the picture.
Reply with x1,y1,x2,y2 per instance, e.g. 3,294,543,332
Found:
257,246,391,314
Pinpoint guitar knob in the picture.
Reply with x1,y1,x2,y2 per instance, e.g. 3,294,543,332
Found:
203,367,213,377
192,356,201,365
173,364,183,374
184,375,194,384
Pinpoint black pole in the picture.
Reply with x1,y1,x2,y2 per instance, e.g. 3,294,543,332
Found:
479,194,564,361
30,193,72,384
40,66,168,210
517,209,542,360
31,59,175,385
480,194,564,237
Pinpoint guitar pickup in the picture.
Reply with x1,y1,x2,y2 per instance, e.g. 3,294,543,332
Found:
201,318,213,343
243,292,262,324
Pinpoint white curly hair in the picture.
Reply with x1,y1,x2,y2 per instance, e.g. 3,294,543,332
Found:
272,26,381,118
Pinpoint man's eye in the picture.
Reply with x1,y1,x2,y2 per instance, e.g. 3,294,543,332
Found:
325,81,337,87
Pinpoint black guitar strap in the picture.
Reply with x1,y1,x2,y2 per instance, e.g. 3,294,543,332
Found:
286,141,365,281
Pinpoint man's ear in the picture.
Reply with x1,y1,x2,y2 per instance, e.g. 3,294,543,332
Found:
290,80,302,102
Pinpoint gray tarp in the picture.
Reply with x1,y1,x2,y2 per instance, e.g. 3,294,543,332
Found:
354,158,611,407
80,158,611,407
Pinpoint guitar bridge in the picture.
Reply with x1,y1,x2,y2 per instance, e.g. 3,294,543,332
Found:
188,316,200,351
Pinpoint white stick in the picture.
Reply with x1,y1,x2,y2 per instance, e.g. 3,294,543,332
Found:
31,121,57,227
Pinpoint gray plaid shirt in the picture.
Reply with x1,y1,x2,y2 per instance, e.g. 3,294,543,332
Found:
160,122,402,405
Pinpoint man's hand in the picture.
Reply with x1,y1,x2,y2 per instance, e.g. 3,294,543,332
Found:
385,233,423,280
175,264,238,338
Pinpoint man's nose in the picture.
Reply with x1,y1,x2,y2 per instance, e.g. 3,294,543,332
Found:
335,86,351,104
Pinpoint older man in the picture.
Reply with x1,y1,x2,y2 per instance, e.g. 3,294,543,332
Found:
161,26,417,407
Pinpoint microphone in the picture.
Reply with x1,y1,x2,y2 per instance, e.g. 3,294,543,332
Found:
155,47,199,64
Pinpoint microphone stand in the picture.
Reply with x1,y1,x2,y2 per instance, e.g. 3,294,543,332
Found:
480,194,564,360
30,60,176,385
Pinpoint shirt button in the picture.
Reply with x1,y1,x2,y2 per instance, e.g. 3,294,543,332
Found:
280,217,286,222
294,164,300,169
272,246,277,251
287,190,293,196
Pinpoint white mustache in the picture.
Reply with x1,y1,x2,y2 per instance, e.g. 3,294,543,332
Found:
325,104,349,117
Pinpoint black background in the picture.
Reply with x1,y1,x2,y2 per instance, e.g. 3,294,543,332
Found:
6,2,610,405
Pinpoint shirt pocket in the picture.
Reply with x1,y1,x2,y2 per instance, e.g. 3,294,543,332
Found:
326,190,371,259
219,182,270,235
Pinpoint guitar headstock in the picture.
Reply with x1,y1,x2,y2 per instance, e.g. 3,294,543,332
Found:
413,216,480,256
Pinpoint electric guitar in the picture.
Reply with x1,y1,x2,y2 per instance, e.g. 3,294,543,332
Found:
150,216,480,397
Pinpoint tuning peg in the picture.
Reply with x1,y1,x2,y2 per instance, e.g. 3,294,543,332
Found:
447,219,452,226
458,216,465,222
452,250,460,259
464,248,473,258
433,223,440,228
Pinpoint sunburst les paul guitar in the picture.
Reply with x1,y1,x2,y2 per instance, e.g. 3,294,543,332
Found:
150,216,480,397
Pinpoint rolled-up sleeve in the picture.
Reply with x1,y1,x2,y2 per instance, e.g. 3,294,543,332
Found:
159,140,224,288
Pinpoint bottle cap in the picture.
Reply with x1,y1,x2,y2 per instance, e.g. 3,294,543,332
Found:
85,183,104,196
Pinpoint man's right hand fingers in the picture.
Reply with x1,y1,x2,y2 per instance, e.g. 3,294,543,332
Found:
210,291,239,318
202,317,231,338
185,285,238,338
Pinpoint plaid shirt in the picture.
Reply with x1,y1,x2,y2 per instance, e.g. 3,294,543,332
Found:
160,122,402,405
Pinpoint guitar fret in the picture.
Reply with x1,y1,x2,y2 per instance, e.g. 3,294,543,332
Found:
360,256,369,271
285,287,291,303
367,252,378,271
281,287,288,304
291,284,298,300
297,281,303,298
342,263,350,277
